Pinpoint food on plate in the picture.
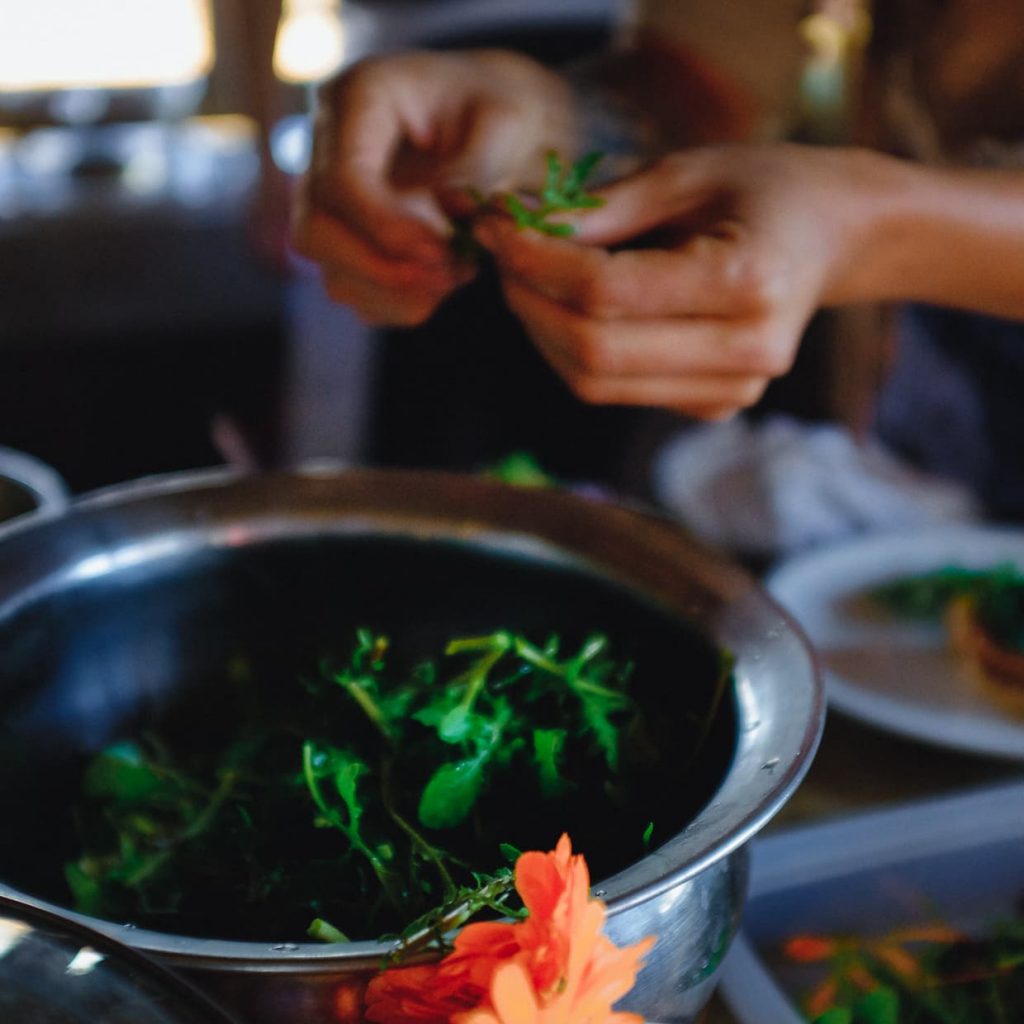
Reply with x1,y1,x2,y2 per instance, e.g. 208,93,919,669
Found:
946,594,1024,717
783,912,1024,1024
64,627,733,947
867,564,1024,715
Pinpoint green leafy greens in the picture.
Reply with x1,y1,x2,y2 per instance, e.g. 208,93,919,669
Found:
66,625,722,949
867,563,1024,652
787,918,1024,1024
501,151,606,237
450,150,605,259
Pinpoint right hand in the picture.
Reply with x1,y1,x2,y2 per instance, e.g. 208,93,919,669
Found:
291,50,576,326
474,144,890,419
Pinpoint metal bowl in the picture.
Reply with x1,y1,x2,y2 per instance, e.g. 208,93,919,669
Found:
0,468,822,1024
0,894,238,1024
0,446,67,525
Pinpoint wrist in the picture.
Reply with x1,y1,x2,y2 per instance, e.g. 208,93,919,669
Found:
824,150,1024,318
820,148,930,308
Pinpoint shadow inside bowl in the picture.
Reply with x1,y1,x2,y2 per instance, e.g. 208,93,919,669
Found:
0,531,737,944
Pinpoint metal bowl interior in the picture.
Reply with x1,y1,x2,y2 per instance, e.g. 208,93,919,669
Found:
0,468,822,973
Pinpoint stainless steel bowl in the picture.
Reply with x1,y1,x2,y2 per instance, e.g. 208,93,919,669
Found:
0,468,822,1024
0,446,67,525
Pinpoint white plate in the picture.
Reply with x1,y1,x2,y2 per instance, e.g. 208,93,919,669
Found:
767,526,1024,761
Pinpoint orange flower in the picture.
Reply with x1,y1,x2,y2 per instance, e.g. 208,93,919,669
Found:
783,935,838,963
804,976,839,1020
365,835,654,1024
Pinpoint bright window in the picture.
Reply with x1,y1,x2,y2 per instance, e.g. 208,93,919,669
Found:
274,0,345,84
0,0,214,93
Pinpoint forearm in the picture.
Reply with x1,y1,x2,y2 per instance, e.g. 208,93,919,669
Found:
829,150,1024,320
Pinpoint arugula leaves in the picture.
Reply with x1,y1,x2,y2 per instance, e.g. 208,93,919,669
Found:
65,623,725,946
450,150,605,258
62,628,630,939
302,740,403,907
501,151,605,237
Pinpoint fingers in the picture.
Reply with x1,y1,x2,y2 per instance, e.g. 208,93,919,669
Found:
294,54,480,326
500,278,792,378
438,96,536,193
494,263,800,419
471,149,806,416
293,202,472,326
321,270,456,327
474,216,770,321
558,154,717,247
296,50,573,326
310,63,454,266
527,323,771,416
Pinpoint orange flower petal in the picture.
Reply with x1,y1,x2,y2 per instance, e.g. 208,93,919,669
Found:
366,835,652,1024
453,1011,501,1024
455,921,521,956
490,961,541,1024
515,851,567,922
805,976,839,1018
888,924,965,945
784,936,837,962
872,944,922,981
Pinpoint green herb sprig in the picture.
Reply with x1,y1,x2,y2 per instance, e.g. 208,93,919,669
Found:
66,623,732,947
501,151,605,237
450,150,605,258
66,628,644,943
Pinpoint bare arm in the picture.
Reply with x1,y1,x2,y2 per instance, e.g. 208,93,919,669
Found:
474,144,1024,419
832,154,1024,319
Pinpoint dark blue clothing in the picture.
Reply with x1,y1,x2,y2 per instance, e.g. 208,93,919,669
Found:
875,306,1024,520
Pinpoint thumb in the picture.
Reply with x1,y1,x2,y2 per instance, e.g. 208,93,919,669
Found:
555,157,717,248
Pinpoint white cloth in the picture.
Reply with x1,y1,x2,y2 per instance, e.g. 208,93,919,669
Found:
652,416,980,558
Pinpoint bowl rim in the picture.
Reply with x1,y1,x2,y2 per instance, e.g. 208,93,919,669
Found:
0,466,824,969
0,446,68,521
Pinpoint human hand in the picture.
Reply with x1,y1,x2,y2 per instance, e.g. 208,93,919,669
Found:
474,144,892,419
291,50,575,326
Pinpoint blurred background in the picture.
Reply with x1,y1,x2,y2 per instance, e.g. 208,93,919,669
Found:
0,0,846,499
2,0,1020,549
0,0,643,497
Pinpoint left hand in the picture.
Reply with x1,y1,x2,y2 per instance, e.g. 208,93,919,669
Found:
474,144,884,419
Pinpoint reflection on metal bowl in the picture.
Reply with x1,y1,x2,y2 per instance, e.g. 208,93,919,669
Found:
0,446,67,525
0,469,822,1024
